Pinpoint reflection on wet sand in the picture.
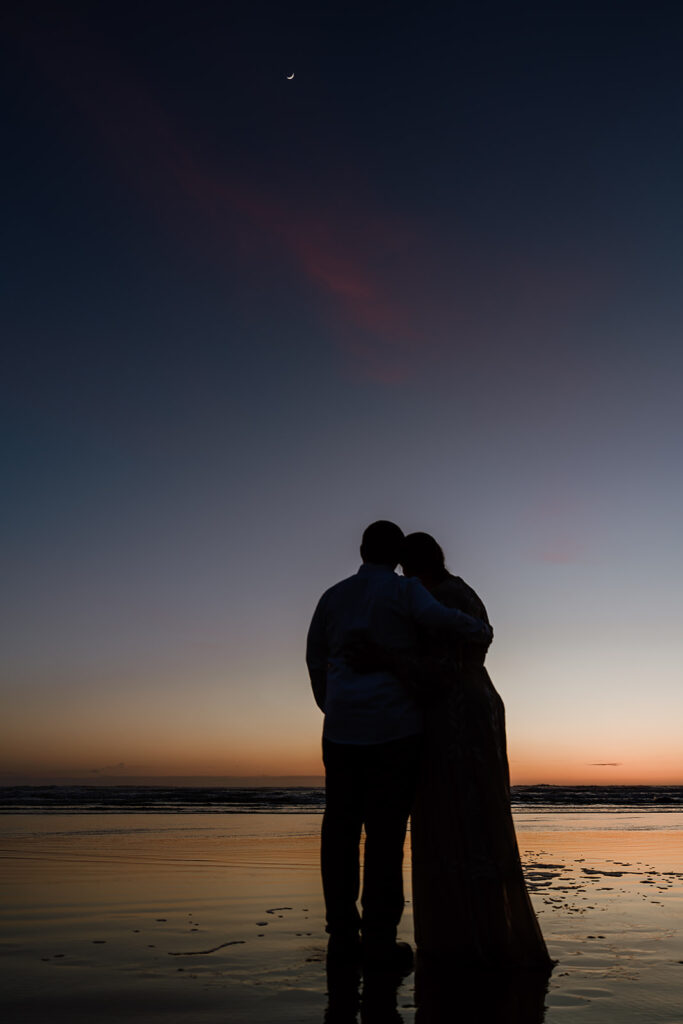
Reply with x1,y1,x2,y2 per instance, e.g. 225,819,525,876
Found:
2,812,682,1022
324,961,361,1022
414,961,549,1023
324,956,550,1024
325,959,405,1023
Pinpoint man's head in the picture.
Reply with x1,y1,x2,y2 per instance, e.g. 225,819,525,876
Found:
360,520,404,569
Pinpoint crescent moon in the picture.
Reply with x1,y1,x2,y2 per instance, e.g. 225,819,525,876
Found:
286,73,295,80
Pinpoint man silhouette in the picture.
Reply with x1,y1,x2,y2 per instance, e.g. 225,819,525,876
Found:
306,520,492,969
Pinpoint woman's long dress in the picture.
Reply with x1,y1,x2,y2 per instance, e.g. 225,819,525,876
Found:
410,574,553,971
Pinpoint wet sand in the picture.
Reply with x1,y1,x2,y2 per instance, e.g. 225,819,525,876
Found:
1,811,682,1022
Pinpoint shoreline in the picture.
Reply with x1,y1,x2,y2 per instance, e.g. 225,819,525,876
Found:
1,811,682,1022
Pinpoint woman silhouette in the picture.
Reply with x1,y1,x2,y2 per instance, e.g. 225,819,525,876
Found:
401,532,552,971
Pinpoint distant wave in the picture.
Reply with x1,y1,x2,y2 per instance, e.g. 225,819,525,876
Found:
510,785,683,807
0,784,681,814
0,785,325,814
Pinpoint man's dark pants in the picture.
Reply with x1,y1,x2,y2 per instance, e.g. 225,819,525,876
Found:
321,734,421,949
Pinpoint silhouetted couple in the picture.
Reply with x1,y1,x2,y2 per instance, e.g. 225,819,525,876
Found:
306,520,553,980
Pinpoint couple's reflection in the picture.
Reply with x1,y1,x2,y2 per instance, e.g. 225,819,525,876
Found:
414,961,549,1024
324,959,403,1023
324,955,549,1024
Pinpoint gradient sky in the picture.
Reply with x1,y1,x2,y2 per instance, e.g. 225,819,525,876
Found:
3,1,683,785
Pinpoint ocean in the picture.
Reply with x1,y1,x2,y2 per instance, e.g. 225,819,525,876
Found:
1,783,681,814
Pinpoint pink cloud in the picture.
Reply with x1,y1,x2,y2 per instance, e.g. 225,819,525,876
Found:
11,14,614,386
524,490,599,564
538,542,585,565
11,14,426,383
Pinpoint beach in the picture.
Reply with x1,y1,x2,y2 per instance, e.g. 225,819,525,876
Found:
1,806,682,1022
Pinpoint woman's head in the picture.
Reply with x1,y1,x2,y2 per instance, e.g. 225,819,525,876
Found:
401,532,447,581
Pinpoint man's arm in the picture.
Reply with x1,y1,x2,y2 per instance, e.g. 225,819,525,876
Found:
306,596,328,712
407,578,493,644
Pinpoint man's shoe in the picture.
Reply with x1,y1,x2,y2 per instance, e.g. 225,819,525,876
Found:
362,939,414,976
327,932,362,964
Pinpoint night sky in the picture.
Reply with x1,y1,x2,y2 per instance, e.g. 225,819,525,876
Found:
3,1,682,784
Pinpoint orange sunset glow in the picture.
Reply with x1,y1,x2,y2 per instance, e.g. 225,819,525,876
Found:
4,641,682,785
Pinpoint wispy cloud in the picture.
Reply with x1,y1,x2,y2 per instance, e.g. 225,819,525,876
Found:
89,762,127,775
11,13,610,386
12,15,426,382
538,543,585,564
528,495,588,564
